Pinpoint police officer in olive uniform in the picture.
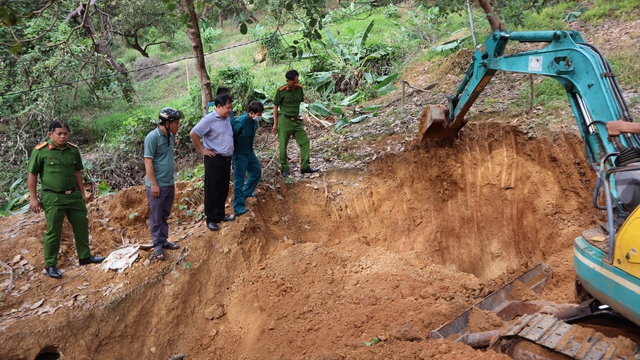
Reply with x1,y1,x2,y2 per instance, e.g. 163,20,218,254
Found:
272,69,319,178
28,121,104,279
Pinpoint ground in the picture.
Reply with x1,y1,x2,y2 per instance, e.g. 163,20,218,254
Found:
1,18,640,360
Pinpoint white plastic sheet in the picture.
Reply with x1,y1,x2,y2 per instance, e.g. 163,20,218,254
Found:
101,245,140,273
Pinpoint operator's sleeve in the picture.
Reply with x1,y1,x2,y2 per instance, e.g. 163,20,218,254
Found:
143,131,158,159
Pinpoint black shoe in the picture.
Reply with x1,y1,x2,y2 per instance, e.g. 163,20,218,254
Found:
79,255,105,265
208,222,220,231
46,266,62,279
222,216,236,222
282,171,290,178
301,167,319,174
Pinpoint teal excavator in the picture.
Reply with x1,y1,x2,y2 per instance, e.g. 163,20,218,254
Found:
421,30,640,359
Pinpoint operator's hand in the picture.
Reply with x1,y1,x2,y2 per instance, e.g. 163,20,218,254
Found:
606,120,627,136
151,184,160,198
271,123,277,134
29,198,41,213
202,149,216,158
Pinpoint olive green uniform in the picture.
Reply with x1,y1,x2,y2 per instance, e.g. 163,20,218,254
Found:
273,84,311,172
27,140,91,267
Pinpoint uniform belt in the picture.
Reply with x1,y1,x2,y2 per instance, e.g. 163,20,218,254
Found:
283,116,301,121
44,189,76,195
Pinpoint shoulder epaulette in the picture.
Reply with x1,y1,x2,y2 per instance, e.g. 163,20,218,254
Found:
67,142,78,148
278,85,287,91
35,142,47,150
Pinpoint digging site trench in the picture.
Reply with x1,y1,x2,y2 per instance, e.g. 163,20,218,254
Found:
0,120,601,359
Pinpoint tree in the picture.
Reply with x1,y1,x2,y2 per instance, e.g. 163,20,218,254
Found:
181,0,213,114
66,2,135,103
103,0,179,58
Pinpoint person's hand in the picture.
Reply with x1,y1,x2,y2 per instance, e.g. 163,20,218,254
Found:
606,120,627,136
271,123,277,134
202,149,215,157
29,198,41,213
151,184,160,198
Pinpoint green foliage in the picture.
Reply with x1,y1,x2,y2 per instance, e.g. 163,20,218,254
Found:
608,48,640,87
401,5,448,43
581,0,640,21
518,78,567,111
0,178,29,216
518,2,574,30
255,27,289,64
433,0,561,29
212,66,256,111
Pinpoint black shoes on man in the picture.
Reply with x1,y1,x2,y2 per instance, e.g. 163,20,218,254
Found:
79,255,106,265
207,216,236,231
46,266,62,279
46,255,105,279
282,168,319,178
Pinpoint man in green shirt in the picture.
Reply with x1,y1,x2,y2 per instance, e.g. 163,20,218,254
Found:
272,69,319,178
28,121,104,279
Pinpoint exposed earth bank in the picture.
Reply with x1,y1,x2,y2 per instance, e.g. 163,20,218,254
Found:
0,122,600,359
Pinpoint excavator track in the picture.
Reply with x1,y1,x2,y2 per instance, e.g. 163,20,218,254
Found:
489,313,640,360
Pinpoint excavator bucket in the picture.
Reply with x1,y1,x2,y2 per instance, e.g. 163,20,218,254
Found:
418,104,467,141
430,263,558,344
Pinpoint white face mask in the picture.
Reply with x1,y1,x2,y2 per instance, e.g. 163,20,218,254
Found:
253,116,262,122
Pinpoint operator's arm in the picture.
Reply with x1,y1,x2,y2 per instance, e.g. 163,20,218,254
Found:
28,172,40,213
75,170,87,202
272,105,279,134
189,131,215,157
144,158,160,198
606,120,640,136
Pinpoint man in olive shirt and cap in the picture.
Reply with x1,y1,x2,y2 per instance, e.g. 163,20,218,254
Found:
272,69,319,178
28,121,104,279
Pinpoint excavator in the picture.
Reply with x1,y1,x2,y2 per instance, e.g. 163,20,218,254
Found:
421,30,640,359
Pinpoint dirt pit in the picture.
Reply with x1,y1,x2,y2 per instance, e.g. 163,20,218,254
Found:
0,122,600,359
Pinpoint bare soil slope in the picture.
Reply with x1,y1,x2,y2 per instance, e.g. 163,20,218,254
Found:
0,121,599,359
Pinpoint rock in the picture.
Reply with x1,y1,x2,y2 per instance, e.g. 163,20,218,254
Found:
391,325,423,342
204,303,225,320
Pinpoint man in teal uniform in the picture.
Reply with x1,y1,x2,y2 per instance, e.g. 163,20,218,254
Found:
272,69,319,177
232,101,264,216
28,121,104,279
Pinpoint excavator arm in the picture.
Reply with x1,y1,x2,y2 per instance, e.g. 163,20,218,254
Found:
420,30,638,168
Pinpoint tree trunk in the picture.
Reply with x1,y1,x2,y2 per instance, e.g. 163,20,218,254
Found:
476,0,505,32
69,3,135,103
218,8,223,28
182,0,213,114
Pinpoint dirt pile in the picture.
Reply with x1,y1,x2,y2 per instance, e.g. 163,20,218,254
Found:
0,121,598,359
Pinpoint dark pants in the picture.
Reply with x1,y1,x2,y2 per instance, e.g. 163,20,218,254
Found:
204,155,231,223
232,152,261,214
146,185,175,251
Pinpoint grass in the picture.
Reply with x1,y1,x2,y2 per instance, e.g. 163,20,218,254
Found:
581,0,640,22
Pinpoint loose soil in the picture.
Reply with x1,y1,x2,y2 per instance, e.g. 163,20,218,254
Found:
2,16,640,360
0,121,600,360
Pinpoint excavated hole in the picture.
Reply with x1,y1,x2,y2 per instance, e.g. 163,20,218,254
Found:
0,123,599,359
34,347,60,360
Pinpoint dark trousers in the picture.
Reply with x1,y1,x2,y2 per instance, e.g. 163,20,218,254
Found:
146,185,175,251
204,155,231,223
